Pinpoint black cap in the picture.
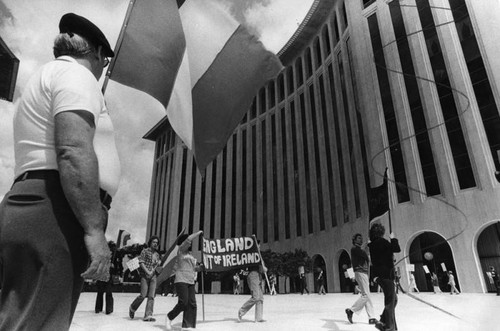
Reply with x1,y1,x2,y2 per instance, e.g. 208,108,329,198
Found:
59,13,114,57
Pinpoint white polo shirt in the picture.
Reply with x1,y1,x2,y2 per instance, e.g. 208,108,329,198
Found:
13,56,120,196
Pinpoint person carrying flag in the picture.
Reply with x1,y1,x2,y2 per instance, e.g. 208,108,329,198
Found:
165,230,204,330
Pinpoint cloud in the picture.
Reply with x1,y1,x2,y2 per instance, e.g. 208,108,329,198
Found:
243,0,313,53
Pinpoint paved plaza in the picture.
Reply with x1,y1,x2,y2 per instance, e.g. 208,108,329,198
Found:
70,291,498,331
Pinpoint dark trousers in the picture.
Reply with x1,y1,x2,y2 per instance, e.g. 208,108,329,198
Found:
167,282,197,328
301,279,309,294
377,278,398,331
0,178,89,330
95,280,114,314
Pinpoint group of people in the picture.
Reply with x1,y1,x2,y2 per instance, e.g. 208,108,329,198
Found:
345,223,401,331
0,10,478,331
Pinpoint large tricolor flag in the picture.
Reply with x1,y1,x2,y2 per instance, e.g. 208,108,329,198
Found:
107,0,283,171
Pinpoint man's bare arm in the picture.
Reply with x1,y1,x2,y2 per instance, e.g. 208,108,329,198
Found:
55,110,110,281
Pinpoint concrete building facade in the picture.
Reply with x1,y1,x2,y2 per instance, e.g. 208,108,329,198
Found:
144,0,500,293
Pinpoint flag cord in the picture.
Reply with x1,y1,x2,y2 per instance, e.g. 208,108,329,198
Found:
368,0,470,319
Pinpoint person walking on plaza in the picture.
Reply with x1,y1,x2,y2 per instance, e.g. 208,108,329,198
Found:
300,272,310,295
95,241,120,314
238,240,268,323
165,230,204,330
489,266,500,295
369,223,401,331
0,12,118,330
407,272,419,293
269,273,277,295
447,271,460,295
233,272,241,295
317,269,326,295
129,236,161,322
345,233,377,325
431,272,442,293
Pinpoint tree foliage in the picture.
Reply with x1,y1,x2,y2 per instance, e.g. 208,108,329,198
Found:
260,248,312,277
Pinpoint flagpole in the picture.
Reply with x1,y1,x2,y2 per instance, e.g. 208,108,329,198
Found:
252,235,270,292
388,169,392,234
200,233,205,321
101,0,136,94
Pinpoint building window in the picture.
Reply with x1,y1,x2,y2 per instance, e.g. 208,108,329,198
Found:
271,114,280,240
389,3,441,196
363,0,376,8
241,130,247,236
338,51,361,217
322,26,331,57
220,147,227,238
314,38,322,68
231,134,237,237
178,149,188,234
251,124,257,237
189,159,197,234
332,15,340,45
290,100,303,236
450,0,500,171
278,73,285,102
280,108,291,238
319,74,337,226
368,13,411,202
306,48,313,79
416,0,476,189
309,84,326,231
261,120,268,242
296,58,304,86
250,98,257,120
328,64,344,225
259,88,266,114
341,2,348,30
300,93,314,234
209,158,217,239
347,38,372,216
287,67,294,94
269,81,276,108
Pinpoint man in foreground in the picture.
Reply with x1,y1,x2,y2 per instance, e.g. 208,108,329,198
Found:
0,13,119,330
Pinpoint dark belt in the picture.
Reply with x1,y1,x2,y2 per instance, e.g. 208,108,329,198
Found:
14,170,112,210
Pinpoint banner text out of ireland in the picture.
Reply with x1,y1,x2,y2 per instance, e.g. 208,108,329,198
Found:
202,237,261,272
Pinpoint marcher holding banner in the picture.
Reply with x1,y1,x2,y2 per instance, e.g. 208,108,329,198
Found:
165,230,203,330
238,239,268,323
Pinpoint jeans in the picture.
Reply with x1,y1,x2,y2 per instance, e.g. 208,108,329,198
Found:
377,278,398,331
130,275,157,317
239,271,264,321
351,272,374,318
167,282,197,328
95,280,114,314
0,178,89,330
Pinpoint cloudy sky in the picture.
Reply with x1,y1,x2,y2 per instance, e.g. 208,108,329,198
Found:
0,0,314,244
